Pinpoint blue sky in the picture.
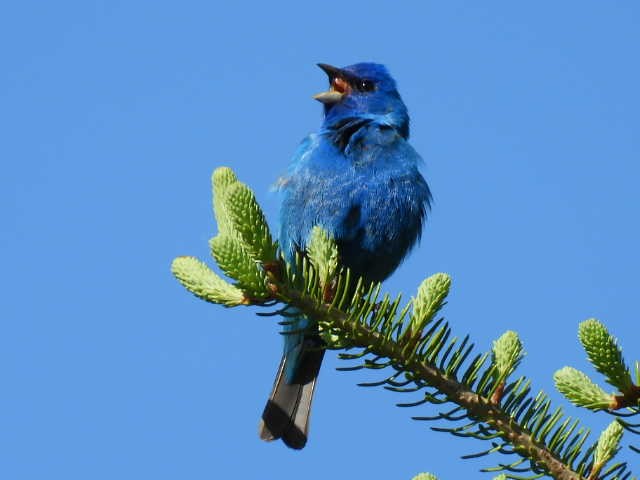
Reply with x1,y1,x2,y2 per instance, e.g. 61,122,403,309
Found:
2,1,639,479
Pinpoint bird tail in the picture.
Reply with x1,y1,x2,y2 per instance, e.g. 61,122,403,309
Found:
259,341,325,449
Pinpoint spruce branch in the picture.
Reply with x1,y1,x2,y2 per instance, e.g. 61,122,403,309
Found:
172,167,637,480
271,276,593,480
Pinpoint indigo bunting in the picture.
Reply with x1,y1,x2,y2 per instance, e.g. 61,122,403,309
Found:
259,63,431,449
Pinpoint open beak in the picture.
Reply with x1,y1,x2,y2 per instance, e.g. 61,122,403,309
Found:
313,63,350,104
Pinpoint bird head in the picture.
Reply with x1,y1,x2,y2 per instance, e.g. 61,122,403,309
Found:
314,62,409,137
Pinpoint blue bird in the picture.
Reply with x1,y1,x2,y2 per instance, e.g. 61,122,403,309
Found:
259,62,432,449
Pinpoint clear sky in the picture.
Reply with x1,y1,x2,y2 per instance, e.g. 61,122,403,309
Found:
2,2,639,479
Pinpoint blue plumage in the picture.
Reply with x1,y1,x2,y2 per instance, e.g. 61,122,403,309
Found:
259,62,431,449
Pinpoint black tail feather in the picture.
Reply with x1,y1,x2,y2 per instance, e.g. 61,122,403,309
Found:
259,342,325,449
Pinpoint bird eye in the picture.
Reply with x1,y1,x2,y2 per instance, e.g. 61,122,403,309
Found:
358,79,375,92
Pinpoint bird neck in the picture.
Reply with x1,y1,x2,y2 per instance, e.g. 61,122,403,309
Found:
321,90,410,139
322,110,410,139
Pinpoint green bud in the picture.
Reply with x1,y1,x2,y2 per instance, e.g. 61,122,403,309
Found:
224,182,277,263
212,167,239,235
491,330,523,382
410,273,451,334
171,256,245,306
593,420,624,472
412,474,438,480
554,366,613,410
579,319,633,393
307,226,339,288
210,234,267,297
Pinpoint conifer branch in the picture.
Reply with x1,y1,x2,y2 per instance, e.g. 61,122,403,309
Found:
270,277,587,480
172,167,638,480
